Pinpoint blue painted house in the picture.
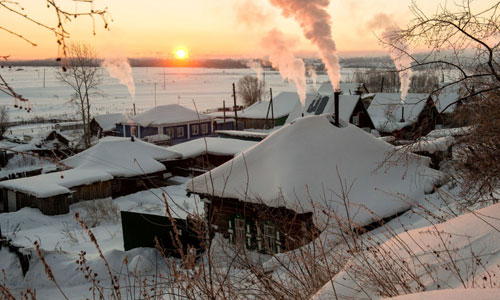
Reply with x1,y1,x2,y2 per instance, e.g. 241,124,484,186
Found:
116,104,215,144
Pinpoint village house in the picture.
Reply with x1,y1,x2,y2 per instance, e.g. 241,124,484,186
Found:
317,82,370,95
0,137,181,215
286,93,375,131
367,93,439,138
90,113,126,138
187,115,441,254
237,91,301,129
164,137,257,176
116,104,215,144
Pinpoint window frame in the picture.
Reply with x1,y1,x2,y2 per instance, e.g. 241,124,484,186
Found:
176,126,184,138
192,124,200,136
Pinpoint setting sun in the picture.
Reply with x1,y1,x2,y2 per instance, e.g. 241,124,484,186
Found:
175,48,187,59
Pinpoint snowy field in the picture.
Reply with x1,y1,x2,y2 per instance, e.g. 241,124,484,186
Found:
0,66,357,123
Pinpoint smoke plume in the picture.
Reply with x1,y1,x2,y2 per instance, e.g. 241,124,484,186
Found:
246,60,264,82
261,29,306,103
307,66,318,91
268,0,341,90
368,13,413,103
102,57,136,99
235,0,274,28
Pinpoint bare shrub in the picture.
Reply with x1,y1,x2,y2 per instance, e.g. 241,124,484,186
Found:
79,199,120,228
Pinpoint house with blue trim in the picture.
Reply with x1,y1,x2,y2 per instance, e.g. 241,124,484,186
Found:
116,104,215,144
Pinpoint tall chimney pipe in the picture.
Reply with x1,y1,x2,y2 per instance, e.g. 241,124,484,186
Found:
400,106,405,122
334,90,340,127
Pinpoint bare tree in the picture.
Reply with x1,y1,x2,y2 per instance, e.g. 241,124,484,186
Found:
237,75,266,107
0,0,110,105
391,0,500,199
0,105,9,139
57,43,101,148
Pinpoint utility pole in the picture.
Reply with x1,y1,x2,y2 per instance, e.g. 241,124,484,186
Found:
270,88,274,127
163,69,166,90
232,83,238,130
133,103,136,115
223,100,226,129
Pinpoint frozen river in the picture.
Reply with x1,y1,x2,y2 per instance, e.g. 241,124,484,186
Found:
0,66,358,122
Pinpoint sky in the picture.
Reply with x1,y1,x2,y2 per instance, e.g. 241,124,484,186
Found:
0,0,487,60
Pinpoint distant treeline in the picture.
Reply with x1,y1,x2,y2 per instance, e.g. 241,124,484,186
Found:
1,58,249,69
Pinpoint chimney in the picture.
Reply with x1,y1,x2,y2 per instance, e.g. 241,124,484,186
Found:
400,106,405,122
334,90,340,127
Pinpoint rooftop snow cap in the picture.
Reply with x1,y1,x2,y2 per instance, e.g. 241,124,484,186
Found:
62,136,181,177
131,104,213,127
187,115,442,229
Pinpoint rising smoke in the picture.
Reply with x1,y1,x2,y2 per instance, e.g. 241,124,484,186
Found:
368,13,413,103
268,0,341,90
307,66,318,91
246,60,264,82
102,57,136,99
262,29,306,103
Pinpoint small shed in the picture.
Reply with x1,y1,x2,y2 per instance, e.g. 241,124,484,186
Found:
367,93,438,138
286,94,375,131
187,115,441,254
90,113,126,137
116,104,215,145
0,169,113,215
164,137,257,176
237,92,301,129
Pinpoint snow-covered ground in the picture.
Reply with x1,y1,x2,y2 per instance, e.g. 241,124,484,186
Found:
0,67,355,123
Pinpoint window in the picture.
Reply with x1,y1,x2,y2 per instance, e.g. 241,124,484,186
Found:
234,218,245,245
352,115,360,126
201,123,209,134
176,127,184,137
130,126,136,137
192,124,200,135
264,225,276,253
164,127,174,138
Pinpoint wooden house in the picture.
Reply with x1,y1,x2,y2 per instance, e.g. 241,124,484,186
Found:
116,104,215,145
367,93,439,138
187,115,441,255
0,137,181,215
90,113,126,138
237,92,301,129
164,137,257,176
286,93,375,131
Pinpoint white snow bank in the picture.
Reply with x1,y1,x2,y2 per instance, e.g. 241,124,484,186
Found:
93,113,126,131
167,137,257,159
63,136,181,177
215,130,270,139
313,202,500,299
0,168,113,198
427,126,473,138
384,289,500,300
367,93,430,133
131,104,213,127
188,115,442,228
400,136,456,154
239,91,300,119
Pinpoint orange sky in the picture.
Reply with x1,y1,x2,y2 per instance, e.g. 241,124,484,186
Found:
0,0,488,60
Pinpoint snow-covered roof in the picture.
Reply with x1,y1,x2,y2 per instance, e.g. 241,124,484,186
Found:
285,94,363,123
215,130,270,140
187,115,441,227
317,82,366,95
167,137,257,159
0,168,113,198
130,104,213,127
432,93,459,114
367,93,430,133
93,113,126,131
238,92,300,119
312,202,500,299
62,137,181,177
